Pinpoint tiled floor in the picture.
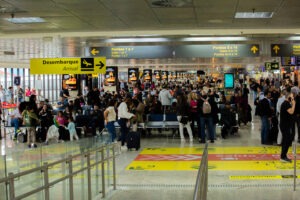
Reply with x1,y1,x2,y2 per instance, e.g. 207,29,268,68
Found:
1,115,300,200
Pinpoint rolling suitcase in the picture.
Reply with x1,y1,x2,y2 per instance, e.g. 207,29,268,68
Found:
127,131,140,150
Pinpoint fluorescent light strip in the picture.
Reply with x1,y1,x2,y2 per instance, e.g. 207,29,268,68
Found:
181,37,248,42
104,38,170,43
235,12,273,19
5,17,45,24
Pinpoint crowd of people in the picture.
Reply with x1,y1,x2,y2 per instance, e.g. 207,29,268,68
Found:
2,76,300,160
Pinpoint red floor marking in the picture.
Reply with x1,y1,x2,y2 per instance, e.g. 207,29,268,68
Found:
135,154,297,161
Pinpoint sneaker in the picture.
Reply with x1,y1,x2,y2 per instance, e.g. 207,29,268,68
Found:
121,146,128,151
33,144,37,148
44,141,48,145
280,158,292,163
210,140,214,143
28,144,31,148
199,139,206,143
16,129,21,133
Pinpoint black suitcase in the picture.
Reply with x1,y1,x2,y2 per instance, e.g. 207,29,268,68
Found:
127,132,140,150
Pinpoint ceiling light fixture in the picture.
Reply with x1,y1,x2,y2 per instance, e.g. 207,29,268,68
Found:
5,17,45,24
235,8,273,19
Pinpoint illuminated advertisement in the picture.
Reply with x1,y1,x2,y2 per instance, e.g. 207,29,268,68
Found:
143,69,152,82
104,66,118,86
224,73,234,89
128,68,139,84
154,70,161,81
62,74,77,90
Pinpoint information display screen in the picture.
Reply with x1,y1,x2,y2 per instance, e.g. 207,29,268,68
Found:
224,73,234,89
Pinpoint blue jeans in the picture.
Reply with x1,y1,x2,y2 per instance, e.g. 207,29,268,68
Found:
118,118,129,146
200,117,214,141
106,121,116,142
11,118,20,138
261,116,270,144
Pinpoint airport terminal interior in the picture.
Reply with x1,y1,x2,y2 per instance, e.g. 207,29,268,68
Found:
0,0,300,199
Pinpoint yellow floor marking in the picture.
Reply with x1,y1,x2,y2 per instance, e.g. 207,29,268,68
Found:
229,175,299,180
140,147,292,155
127,160,299,171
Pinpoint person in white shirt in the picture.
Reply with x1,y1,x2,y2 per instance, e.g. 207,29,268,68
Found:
104,99,117,142
117,98,135,148
158,84,173,114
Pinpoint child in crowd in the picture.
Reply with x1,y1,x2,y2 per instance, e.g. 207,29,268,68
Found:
64,117,79,141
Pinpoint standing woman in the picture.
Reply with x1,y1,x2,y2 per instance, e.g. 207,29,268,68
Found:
189,92,199,136
117,97,135,149
176,94,193,142
104,99,117,143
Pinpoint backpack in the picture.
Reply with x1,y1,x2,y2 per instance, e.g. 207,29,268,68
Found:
202,99,211,114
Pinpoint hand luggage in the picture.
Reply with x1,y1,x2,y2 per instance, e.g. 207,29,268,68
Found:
17,131,27,143
127,131,140,150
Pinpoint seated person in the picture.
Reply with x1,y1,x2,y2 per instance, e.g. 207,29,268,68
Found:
56,111,69,141
10,106,23,140
88,105,104,136
55,97,68,113
219,102,238,139
38,104,53,142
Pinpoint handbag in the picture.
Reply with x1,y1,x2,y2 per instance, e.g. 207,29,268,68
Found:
180,116,189,125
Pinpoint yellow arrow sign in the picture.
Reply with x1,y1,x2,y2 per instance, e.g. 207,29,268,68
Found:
250,45,258,54
273,45,280,54
91,48,99,56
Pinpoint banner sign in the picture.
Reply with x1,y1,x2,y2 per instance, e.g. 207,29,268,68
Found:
154,70,161,81
143,69,152,82
128,68,139,84
104,66,118,86
30,57,106,74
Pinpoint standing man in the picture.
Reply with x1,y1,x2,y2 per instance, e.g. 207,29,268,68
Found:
15,85,24,103
280,92,296,163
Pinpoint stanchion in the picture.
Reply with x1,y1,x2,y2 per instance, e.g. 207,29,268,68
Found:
293,142,297,191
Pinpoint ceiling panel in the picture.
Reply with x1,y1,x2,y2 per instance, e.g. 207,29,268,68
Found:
153,8,196,20
0,0,298,34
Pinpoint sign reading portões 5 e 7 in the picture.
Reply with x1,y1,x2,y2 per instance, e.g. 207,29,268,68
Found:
30,57,106,74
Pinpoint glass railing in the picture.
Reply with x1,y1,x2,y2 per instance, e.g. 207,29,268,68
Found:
0,133,119,200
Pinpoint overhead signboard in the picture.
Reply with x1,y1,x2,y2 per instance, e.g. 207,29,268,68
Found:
271,44,300,57
175,44,259,58
87,44,259,59
265,62,280,70
88,46,174,59
30,57,106,74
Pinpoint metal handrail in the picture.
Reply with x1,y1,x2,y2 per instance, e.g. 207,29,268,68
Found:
193,143,209,200
292,142,297,191
0,143,119,200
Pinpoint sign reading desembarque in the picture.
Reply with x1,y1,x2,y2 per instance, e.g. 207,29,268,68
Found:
30,57,106,74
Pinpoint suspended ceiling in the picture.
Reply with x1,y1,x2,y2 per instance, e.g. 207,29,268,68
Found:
0,0,299,36
0,0,299,70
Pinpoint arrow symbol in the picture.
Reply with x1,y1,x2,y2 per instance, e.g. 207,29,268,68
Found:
91,48,99,56
96,61,105,69
273,45,280,54
251,45,258,54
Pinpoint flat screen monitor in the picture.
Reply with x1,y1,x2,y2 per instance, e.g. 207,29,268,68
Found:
224,73,234,89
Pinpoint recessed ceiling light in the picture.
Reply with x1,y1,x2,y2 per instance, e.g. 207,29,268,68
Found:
235,12,273,19
4,17,45,24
